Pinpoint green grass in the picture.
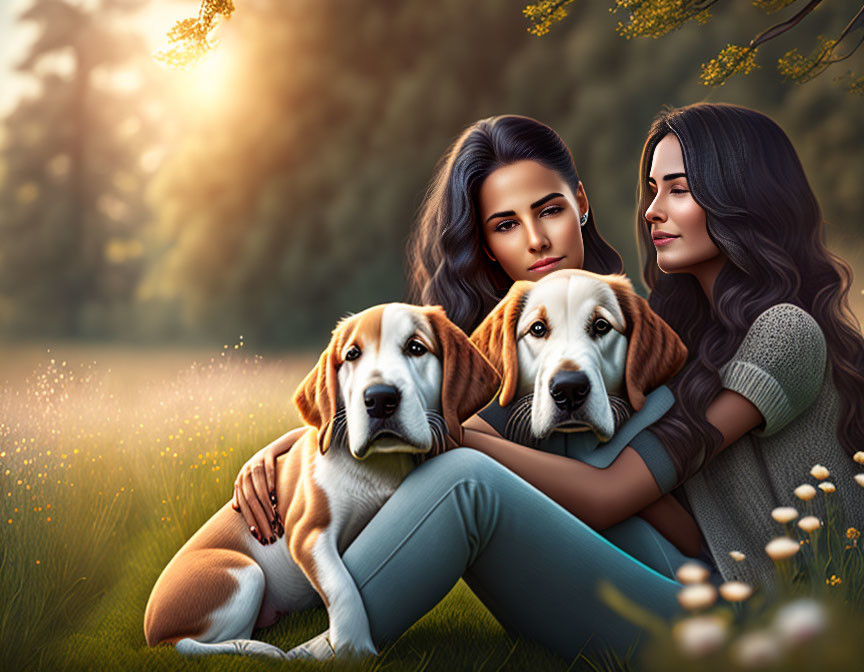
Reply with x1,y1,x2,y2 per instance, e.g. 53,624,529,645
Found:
0,344,574,671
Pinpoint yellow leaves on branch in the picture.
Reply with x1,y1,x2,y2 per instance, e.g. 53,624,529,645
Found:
614,0,713,40
700,44,759,87
523,0,576,37
154,0,235,70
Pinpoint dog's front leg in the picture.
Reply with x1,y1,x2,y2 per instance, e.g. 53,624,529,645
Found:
291,530,376,658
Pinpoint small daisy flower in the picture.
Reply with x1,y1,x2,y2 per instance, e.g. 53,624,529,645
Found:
771,507,798,523
719,581,753,602
677,583,718,611
676,562,710,585
794,484,816,501
673,615,728,657
810,464,829,480
798,516,822,533
765,537,800,560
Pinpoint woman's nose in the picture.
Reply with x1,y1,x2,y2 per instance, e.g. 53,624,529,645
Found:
644,194,666,224
525,221,550,253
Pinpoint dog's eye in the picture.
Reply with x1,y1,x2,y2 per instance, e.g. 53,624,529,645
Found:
345,345,362,361
593,318,612,336
406,339,427,357
529,321,548,338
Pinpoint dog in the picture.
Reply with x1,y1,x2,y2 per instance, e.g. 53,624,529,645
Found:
469,269,698,553
470,269,686,442
144,303,500,659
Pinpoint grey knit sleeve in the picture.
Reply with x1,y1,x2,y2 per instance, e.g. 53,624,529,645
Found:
719,303,826,437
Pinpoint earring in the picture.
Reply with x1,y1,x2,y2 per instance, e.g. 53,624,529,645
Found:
579,212,589,227
483,246,497,262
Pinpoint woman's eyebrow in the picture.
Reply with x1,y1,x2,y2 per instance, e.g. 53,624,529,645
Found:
530,192,564,209
647,173,686,185
484,192,565,225
485,209,515,225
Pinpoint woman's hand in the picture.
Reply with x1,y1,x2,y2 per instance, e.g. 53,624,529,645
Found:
232,426,308,544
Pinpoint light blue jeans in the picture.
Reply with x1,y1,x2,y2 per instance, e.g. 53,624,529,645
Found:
340,448,705,661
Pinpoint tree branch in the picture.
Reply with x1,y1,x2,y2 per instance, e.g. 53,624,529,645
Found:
750,0,822,48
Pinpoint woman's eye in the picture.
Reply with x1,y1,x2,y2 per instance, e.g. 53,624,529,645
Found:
529,321,548,338
540,205,562,217
670,186,689,194
345,345,361,361
406,340,427,357
593,319,611,336
495,219,518,233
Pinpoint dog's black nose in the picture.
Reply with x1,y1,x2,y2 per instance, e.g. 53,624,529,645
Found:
364,384,401,418
549,371,591,411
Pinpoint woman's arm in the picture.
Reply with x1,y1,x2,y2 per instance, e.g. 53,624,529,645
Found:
463,388,763,530
232,426,309,542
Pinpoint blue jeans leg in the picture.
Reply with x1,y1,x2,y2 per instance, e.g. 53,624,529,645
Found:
341,448,686,661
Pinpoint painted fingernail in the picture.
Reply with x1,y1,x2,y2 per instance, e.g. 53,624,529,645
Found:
269,535,277,544
250,526,259,540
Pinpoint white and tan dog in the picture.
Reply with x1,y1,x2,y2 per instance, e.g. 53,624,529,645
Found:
144,303,500,659
470,269,687,444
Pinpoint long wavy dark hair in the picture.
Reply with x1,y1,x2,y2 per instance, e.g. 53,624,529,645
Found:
636,103,864,481
406,115,623,333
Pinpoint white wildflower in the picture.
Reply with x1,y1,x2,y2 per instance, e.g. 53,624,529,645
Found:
719,581,753,602
773,599,827,645
771,507,798,523
672,615,728,657
810,464,829,480
797,516,822,533
733,630,783,668
794,484,816,501
676,561,710,585
677,583,718,611
765,537,800,560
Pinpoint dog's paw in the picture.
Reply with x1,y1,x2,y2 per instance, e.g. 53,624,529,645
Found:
284,630,336,661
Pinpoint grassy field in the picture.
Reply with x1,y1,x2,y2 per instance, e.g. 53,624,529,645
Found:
2,342,864,671
0,342,572,672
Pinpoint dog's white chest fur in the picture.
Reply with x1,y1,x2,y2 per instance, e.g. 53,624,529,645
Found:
316,448,415,552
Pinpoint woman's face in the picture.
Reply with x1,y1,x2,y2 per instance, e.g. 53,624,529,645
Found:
645,134,721,276
478,160,587,282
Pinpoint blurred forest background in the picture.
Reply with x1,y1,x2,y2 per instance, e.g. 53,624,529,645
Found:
1,0,863,349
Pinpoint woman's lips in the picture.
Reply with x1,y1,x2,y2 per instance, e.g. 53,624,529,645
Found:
528,256,564,273
653,235,679,247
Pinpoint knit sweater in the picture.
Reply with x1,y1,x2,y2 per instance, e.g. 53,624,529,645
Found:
651,303,864,589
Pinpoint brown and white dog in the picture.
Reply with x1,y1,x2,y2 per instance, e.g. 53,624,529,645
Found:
470,269,687,443
144,303,500,659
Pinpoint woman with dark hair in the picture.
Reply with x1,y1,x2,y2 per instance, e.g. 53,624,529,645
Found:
224,107,864,662
406,114,622,332
634,102,864,586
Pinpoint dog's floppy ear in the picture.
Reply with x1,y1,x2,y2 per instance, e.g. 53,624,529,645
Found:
607,275,687,411
422,306,501,449
293,327,343,454
469,281,531,407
